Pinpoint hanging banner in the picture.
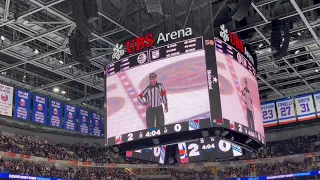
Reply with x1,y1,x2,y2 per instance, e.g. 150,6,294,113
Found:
295,94,316,121
79,109,89,134
313,92,320,118
276,98,296,125
49,100,62,128
92,112,101,136
0,84,13,117
260,101,277,127
14,89,31,120
32,95,47,124
65,104,76,131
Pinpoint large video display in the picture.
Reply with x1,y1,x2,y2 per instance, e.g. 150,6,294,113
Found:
106,38,210,140
215,38,264,138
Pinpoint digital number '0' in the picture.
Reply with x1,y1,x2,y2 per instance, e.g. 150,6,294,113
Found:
174,124,182,132
153,147,160,157
218,140,231,152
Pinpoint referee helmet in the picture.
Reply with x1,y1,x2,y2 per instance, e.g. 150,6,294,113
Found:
149,72,157,79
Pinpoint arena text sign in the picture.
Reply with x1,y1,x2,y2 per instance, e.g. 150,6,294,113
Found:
112,27,193,60
219,24,254,64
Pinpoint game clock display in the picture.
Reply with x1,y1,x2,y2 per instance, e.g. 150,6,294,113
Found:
178,137,243,163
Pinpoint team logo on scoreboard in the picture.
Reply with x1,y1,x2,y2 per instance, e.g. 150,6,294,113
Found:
139,58,207,94
137,53,147,64
178,143,189,164
188,119,200,131
106,97,125,117
37,103,43,112
1,94,8,102
19,99,26,107
115,135,122,145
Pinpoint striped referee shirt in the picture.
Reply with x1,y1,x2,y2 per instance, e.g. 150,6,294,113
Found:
137,83,168,107
242,87,253,111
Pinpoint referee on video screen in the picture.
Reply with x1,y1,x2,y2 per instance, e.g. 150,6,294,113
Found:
242,78,255,131
137,72,168,128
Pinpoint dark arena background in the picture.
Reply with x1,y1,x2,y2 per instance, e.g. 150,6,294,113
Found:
0,0,319,179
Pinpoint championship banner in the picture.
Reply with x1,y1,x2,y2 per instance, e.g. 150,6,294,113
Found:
294,94,316,121
32,94,47,124
260,101,277,127
0,84,13,117
312,92,320,118
49,100,62,128
276,98,296,124
14,89,31,120
65,104,76,131
79,109,89,134
92,112,101,136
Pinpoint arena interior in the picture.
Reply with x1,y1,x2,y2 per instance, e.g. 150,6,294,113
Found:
0,0,320,179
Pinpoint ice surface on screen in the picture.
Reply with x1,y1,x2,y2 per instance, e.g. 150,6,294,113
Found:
216,51,264,136
106,50,210,138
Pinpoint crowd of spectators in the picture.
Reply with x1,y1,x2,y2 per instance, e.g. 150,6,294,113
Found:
0,132,318,179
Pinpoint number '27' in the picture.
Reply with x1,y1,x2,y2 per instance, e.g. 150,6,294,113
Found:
280,106,291,116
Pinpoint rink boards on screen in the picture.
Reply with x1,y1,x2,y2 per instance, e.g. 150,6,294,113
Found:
261,93,320,128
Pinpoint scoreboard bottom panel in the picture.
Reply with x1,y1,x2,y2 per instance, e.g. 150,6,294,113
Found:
107,118,265,147
178,136,243,163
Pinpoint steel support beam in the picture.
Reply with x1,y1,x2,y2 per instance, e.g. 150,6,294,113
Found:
257,75,283,97
183,0,195,29
31,70,103,92
233,3,320,33
72,92,105,104
0,0,66,28
3,0,10,21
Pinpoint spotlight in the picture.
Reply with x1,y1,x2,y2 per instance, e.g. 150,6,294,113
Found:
53,87,59,92
298,32,301,36
295,50,300,54
34,49,39,54
59,60,64,64
0,36,4,41
61,90,66,94
258,43,263,48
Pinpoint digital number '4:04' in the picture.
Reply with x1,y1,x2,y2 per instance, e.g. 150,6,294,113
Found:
145,130,161,137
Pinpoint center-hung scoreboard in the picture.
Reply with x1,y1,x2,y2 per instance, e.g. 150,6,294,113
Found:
261,92,320,128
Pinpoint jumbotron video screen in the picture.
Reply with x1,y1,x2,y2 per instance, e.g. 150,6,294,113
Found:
106,37,211,145
215,38,265,139
105,36,265,148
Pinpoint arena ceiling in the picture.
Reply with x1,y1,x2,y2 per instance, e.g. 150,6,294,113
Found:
0,0,319,114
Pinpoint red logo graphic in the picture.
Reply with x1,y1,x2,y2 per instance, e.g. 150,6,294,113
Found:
82,116,86,123
19,99,26,107
126,34,154,54
1,94,8,102
53,108,58,116
229,31,244,53
68,112,73,119
37,104,43,111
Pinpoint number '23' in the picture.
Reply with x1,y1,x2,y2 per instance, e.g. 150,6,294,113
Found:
262,110,273,119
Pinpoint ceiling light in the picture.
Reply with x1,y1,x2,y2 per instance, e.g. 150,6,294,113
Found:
59,60,64,64
0,36,4,41
61,90,66,94
298,32,301,36
316,69,319,73
259,43,263,48
82,102,86,105
295,50,299,54
67,98,70,101
34,49,39,54
53,87,59,92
